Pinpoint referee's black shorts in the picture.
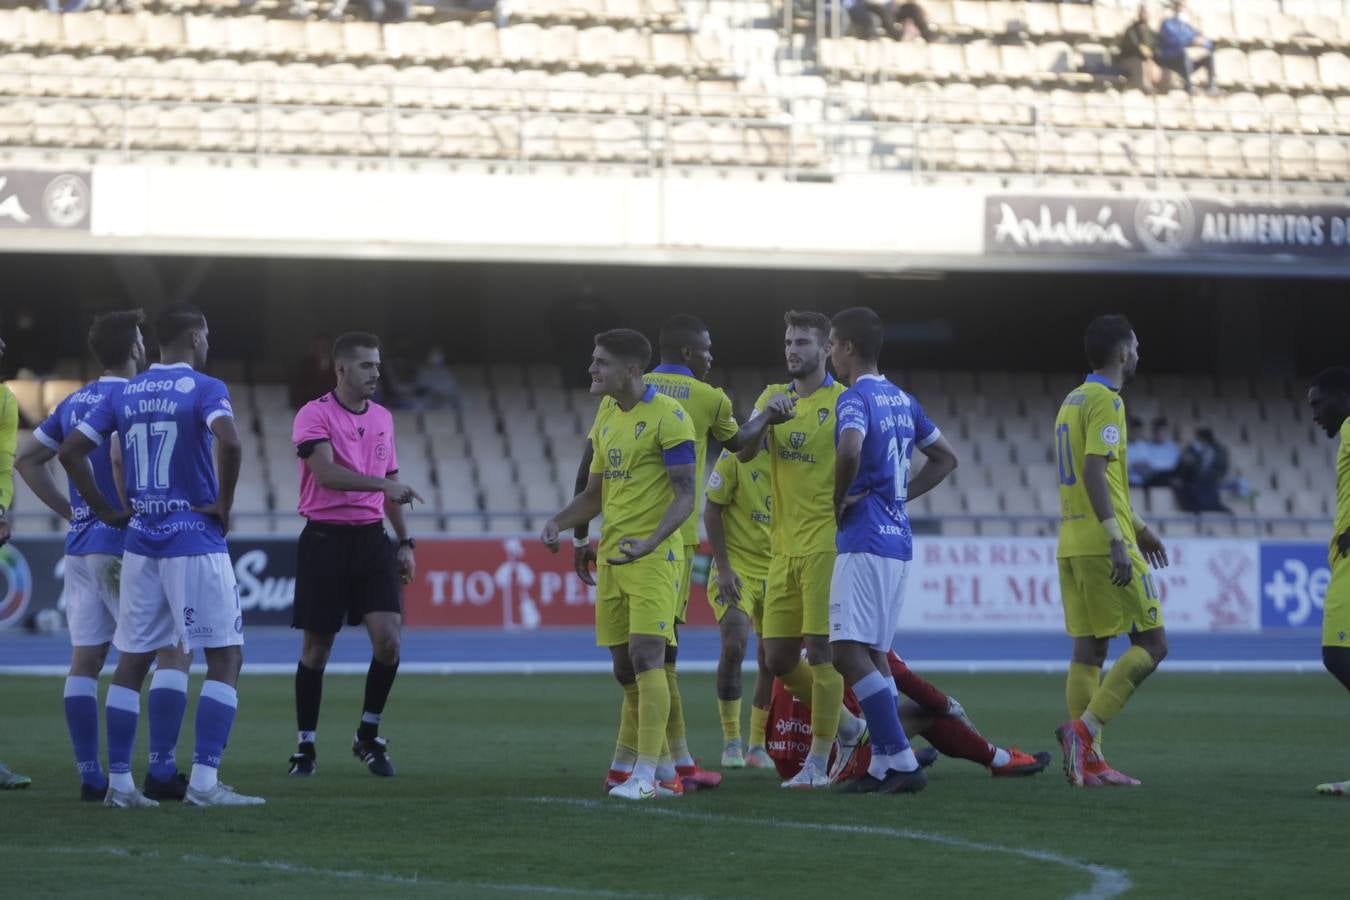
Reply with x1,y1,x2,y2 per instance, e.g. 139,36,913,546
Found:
292,520,402,633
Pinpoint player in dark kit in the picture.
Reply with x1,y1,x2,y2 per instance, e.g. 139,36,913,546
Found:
288,333,424,778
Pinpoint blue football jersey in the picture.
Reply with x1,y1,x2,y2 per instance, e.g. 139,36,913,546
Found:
34,377,128,557
834,374,940,560
77,363,235,558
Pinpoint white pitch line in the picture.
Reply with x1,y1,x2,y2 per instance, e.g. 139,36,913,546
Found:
0,660,1328,676
33,845,696,898
530,797,1132,900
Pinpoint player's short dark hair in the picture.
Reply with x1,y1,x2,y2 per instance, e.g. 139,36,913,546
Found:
594,328,651,370
784,310,831,343
154,303,207,347
1312,366,1350,397
830,307,884,364
88,309,145,369
1083,315,1135,369
658,314,708,358
332,332,381,362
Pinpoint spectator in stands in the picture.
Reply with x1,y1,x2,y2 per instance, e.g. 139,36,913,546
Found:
1114,4,1163,94
1157,1,1219,95
846,1,935,42
413,346,461,412
290,334,334,409
1176,427,1230,513
1130,417,1181,489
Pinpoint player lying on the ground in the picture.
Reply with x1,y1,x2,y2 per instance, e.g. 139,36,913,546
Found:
765,651,1052,782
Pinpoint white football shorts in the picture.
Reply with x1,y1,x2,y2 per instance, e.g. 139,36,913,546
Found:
64,553,121,647
115,552,244,653
829,552,911,651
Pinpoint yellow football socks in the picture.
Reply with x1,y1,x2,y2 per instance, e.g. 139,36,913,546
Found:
780,659,815,703
1086,646,1157,728
718,697,742,742
749,705,769,747
664,663,693,765
635,667,671,762
613,682,640,768
809,662,845,759
1066,662,1102,719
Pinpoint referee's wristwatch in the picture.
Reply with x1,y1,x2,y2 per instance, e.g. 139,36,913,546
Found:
398,538,416,550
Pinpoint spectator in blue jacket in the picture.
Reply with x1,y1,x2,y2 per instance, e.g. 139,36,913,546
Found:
1157,1,1218,94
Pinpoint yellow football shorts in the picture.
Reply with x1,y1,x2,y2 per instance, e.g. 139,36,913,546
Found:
674,543,699,624
707,561,766,633
1058,550,1163,639
595,557,680,647
763,551,835,639
1323,553,1350,648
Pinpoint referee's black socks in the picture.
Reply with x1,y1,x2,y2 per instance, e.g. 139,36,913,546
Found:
296,662,325,755
358,658,400,742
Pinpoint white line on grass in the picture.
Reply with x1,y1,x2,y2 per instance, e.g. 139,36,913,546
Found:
530,797,1132,900
33,845,695,898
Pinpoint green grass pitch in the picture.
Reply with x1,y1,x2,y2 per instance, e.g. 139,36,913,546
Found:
2,672,1348,898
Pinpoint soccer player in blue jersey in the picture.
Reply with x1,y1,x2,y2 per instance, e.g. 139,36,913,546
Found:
826,307,960,794
16,310,194,803
60,303,261,807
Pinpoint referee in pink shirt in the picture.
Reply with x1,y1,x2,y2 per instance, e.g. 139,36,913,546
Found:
287,332,424,779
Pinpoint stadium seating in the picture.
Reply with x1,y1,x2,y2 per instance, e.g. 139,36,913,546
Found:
5,365,1338,540
2,2,1348,183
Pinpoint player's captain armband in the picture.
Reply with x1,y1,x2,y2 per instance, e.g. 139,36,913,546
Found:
1131,511,1147,533
663,441,696,466
1101,518,1124,542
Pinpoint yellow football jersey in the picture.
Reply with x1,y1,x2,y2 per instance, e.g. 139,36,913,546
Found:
587,387,697,562
643,367,739,547
0,384,16,508
1055,376,1137,559
705,448,772,579
1332,420,1350,562
752,376,846,556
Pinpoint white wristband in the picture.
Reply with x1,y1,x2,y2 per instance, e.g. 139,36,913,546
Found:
573,536,591,548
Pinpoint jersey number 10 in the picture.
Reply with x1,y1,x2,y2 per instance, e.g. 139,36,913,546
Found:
125,422,178,491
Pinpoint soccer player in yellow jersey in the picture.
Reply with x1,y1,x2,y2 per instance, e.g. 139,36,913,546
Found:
1308,366,1350,797
737,311,867,789
541,329,697,801
0,335,32,790
705,448,776,769
573,316,788,791
1053,315,1171,788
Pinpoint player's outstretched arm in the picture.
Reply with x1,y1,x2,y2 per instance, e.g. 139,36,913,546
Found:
906,434,959,503
1083,454,1132,587
57,431,127,527
734,394,795,463
608,462,695,565
13,436,73,521
542,471,603,553
704,498,742,607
